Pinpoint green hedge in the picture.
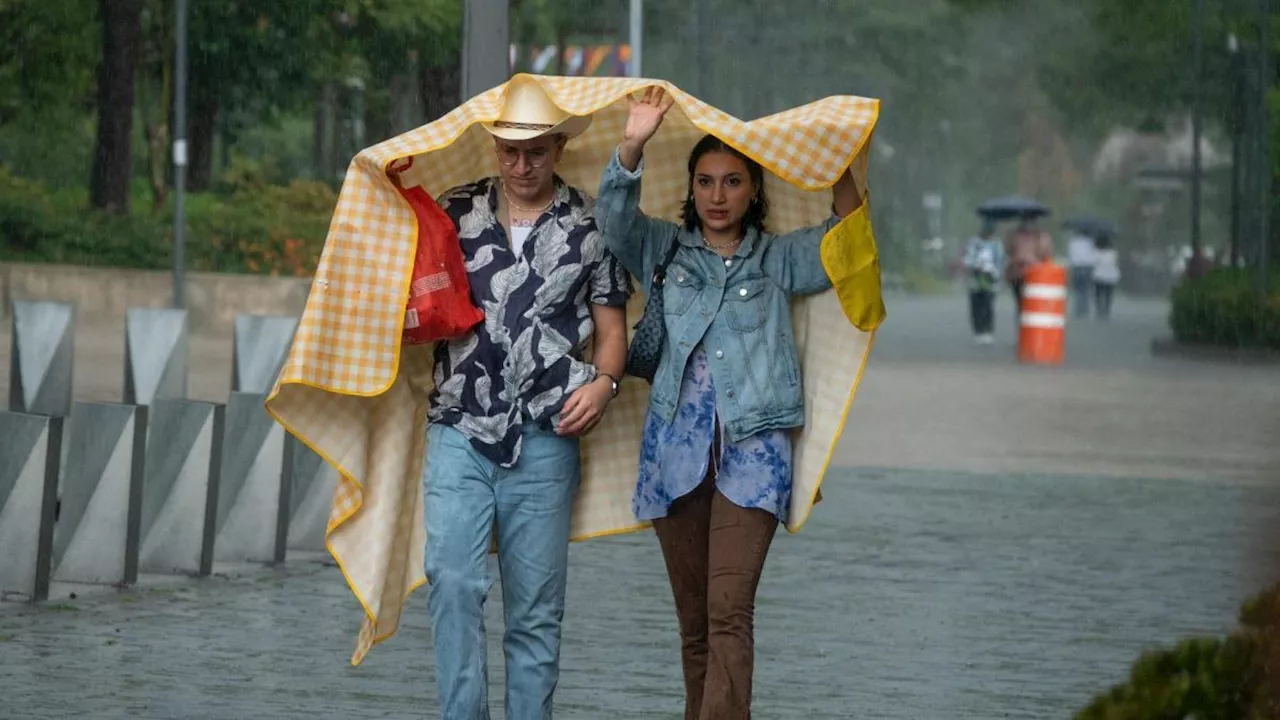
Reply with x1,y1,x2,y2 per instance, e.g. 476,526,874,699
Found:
1077,583,1280,719
0,167,335,277
1170,268,1280,350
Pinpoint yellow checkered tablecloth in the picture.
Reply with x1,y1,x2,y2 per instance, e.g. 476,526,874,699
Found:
265,74,884,665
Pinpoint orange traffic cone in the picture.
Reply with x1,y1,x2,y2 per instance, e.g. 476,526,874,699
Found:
1018,262,1066,364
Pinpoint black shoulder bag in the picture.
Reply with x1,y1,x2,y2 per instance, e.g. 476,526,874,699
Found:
624,238,682,383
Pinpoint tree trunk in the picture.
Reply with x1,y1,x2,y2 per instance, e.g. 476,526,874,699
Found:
420,58,460,124
90,0,144,214
314,81,338,184
186,93,218,192
389,50,424,135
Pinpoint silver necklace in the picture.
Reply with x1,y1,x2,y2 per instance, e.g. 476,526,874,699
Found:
702,235,742,251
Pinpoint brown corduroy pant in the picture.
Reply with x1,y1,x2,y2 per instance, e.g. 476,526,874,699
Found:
652,471,779,720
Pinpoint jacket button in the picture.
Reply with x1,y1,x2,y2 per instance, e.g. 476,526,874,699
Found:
725,259,733,267
739,287,748,297
676,274,685,283
727,390,735,398
715,349,724,359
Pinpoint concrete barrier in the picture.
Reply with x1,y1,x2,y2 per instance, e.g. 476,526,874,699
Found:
0,412,63,601
232,314,298,394
8,301,74,417
52,403,147,587
138,400,225,577
214,392,287,564
124,308,189,406
285,438,339,553
0,263,311,336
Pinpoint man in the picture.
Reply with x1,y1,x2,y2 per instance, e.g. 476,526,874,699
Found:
962,219,1005,344
1066,230,1098,317
424,78,632,718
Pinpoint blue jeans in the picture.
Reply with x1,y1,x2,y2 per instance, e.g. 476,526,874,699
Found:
424,422,581,720
1070,266,1094,317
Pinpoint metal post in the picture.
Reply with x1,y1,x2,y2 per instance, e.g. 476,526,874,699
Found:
1190,0,1205,260
694,0,709,98
1259,0,1272,296
629,0,643,78
172,0,188,309
461,0,510,100
1229,34,1242,267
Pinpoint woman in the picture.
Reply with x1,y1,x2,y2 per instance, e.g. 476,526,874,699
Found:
1004,217,1055,317
595,87,861,719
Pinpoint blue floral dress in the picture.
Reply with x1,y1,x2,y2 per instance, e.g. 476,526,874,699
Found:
633,346,794,522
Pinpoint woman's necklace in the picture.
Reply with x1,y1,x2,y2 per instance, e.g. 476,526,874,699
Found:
702,235,742,252
502,183,554,215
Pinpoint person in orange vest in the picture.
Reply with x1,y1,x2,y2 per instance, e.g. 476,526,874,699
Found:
1004,217,1055,317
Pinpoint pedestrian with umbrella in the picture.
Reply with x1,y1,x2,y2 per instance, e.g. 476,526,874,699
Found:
1063,216,1118,319
976,195,1053,319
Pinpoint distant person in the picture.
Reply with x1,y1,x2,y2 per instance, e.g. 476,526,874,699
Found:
1004,218,1054,318
1066,230,1098,317
1092,237,1120,319
962,220,1005,344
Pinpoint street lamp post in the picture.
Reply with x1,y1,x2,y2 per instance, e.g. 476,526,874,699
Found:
1190,0,1204,262
1259,0,1272,296
462,0,510,100
172,0,189,309
1228,33,1242,267
629,0,643,78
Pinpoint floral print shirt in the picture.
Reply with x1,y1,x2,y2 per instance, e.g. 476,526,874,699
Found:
429,177,632,467
634,346,793,522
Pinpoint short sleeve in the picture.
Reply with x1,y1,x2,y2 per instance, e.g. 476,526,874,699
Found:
590,248,633,307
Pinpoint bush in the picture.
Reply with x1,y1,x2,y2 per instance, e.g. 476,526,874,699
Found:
1077,583,1280,720
1169,268,1280,350
0,168,335,277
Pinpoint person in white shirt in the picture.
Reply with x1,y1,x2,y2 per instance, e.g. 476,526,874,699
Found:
1066,232,1098,317
962,220,1005,344
1092,237,1121,319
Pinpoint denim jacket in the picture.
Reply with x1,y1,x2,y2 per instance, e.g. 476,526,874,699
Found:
595,151,837,442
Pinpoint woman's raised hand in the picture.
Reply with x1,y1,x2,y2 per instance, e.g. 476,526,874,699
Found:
619,86,674,170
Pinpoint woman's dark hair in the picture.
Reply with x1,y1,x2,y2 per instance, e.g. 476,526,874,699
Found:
680,134,769,234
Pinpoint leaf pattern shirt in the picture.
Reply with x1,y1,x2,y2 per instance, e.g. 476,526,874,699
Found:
633,346,793,523
429,177,632,468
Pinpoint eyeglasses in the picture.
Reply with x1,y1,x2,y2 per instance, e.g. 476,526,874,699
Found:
496,145,552,169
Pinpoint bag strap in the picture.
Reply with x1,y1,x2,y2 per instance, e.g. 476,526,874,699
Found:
651,237,681,288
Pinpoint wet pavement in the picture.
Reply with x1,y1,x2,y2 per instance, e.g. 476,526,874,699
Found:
3,290,1279,719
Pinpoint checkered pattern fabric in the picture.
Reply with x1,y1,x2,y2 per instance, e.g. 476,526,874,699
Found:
264,75,883,665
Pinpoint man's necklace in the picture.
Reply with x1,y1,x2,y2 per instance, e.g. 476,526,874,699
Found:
502,183,554,215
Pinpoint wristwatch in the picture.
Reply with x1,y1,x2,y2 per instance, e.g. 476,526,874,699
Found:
597,372,620,398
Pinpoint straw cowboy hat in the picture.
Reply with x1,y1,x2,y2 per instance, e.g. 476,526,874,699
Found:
482,75,593,141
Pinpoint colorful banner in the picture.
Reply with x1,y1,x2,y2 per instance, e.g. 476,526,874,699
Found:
511,44,634,77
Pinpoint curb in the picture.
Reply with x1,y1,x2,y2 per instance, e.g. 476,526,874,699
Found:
1150,337,1280,365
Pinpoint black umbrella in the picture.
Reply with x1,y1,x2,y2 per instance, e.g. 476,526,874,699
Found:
976,195,1051,221
1063,215,1118,239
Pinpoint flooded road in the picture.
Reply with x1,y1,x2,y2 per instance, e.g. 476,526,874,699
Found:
2,465,1276,719
3,292,1278,718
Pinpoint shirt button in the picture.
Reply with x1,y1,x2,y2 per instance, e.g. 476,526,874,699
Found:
725,259,732,267
715,349,724,359
676,273,685,283
727,390,735,398
739,287,748,297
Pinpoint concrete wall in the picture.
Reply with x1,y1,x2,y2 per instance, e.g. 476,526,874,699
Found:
0,264,312,336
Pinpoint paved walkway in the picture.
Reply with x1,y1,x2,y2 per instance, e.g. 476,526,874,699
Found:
3,289,1279,719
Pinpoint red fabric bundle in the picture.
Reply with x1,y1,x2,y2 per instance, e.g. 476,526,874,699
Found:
389,158,484,345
